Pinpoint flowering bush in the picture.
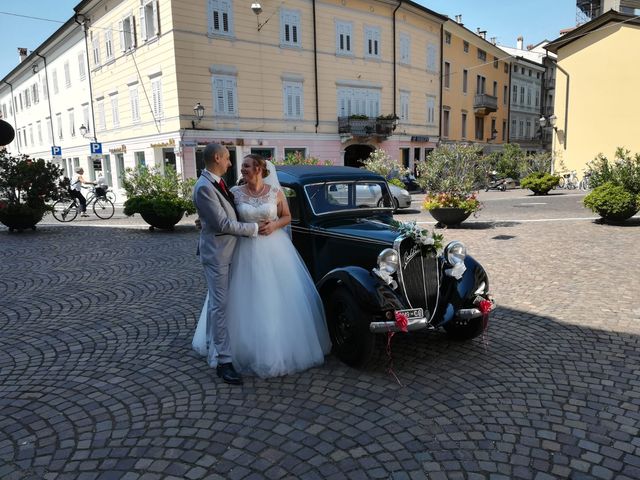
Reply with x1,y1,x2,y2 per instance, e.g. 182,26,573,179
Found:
275,151,332,166
0,152,62,211
362,148,409,180
422,192,482,214
390,220,444,255
416,145,483,215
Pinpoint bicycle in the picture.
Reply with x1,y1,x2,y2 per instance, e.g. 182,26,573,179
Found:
557,170,579,190
52,186,115,222
103,186,117,204
579,172,591,191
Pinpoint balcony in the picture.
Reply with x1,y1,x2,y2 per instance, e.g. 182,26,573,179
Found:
473,94,498,116
338,116,395,139
544,77,556,89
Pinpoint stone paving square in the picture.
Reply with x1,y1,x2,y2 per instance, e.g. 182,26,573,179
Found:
1,207,640,479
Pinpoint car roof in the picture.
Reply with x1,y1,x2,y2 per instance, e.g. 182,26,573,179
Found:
276,165,386,184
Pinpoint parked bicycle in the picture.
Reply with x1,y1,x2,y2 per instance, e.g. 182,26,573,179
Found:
557,170,579,190
52,186,115,222
579,171,592,191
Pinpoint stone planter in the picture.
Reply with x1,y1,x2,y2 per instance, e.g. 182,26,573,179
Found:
597,207,639,223
428,207,472,227
0,205,46,232
140,210,184,231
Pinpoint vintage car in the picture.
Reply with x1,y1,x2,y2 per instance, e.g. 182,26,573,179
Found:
277,166,495,366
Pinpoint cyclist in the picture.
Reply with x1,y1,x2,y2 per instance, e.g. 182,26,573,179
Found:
70,167,96,217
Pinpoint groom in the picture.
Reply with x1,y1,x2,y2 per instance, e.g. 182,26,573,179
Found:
193,143,260,385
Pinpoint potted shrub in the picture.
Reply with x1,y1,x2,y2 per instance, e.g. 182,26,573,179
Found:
582,148,640,223
416,144,483,227
520,172,561,195
0,152,62,232
376,114,398,135
122,166,196,231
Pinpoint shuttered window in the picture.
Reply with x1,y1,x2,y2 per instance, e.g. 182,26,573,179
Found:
280,9,301,47
151,78,163,119
336,21,353,55
336,87,380,117
364,26,381,58
140,0,160,42
110,94,120,128
208,0,233,37
129,86,140,123
427,44,437,71
212,74,237,116
119,14,136,52
399,34,410,64
283,81,303,119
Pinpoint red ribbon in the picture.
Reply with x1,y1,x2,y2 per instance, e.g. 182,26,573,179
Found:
478,299,493,331
394,312,409,332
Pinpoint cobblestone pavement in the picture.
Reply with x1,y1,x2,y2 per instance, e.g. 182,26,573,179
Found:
1,199,640,479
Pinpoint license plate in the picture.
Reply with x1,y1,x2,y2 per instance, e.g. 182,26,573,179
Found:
395,308,424,320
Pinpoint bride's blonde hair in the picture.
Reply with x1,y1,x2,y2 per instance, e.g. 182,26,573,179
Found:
244,154,269,178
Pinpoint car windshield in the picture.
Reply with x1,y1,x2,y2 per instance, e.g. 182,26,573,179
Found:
304,181,394,215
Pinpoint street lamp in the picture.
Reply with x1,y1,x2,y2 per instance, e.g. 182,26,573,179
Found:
79,124,88,137
538,114,557,131
251,2,278,31
192,102,205,129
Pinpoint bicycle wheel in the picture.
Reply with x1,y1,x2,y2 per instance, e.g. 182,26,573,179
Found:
52,199,79,222
93,198,115,219
106,190,117,203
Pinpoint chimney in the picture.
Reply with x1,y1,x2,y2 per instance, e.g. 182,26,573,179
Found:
517,36,524,50
490,37,497,45
18,47,28,63
476,28,487,40
455,14,463,24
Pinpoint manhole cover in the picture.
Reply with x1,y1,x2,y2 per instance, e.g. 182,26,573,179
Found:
492,235,515,240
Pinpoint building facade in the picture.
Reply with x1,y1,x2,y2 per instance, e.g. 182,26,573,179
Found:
440,18,511,153
0,20,95,181
67,0,446,188
546,11,640,174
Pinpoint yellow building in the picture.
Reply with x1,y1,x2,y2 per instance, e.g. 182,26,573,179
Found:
545,10,640,175
74,0,446,186
441,19,510,151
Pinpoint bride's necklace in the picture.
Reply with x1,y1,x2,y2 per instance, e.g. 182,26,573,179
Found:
245,183,267,197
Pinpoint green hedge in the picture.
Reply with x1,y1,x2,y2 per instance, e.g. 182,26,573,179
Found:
520,172,561,195
583,182,639,221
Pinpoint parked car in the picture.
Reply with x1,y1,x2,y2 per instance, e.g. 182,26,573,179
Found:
277,165,495,367
327,182,411,210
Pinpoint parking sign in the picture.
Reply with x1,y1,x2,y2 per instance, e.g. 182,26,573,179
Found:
90,142,102,154
51,146,62,156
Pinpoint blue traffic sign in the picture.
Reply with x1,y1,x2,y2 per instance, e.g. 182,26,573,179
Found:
90,142,102,154
51,146,62,156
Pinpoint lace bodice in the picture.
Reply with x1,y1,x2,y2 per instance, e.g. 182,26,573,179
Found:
231,185,280,223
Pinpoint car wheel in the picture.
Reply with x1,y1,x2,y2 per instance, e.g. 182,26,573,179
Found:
394,198,400,210
499,183,506,191
443,317,485,340
324,288,375,367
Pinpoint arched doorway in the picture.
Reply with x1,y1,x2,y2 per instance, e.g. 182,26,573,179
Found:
344,144,374,168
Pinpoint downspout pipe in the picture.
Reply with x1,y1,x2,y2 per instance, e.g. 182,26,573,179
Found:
312,0,319,134
2,80,20,153
35,53,55,146
74,13,98,143
555,63,569,151
392,1,402,120
438,23,443,143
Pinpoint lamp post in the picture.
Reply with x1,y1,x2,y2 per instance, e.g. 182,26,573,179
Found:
191,102,205,129
538,114,557,173
79,124,96,141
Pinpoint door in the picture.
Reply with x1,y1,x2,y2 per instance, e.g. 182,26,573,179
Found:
163,148,176,171
102,155,113,187
115,153,125,188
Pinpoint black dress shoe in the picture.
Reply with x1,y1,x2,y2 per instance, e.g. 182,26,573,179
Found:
216,363,243,385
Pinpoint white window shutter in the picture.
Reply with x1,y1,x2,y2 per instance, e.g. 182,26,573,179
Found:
140,6,147,41
214,79,224,113
208,0,215,35
226,79,236,114
119,20,125,51
130,15,137,48
294,86,301,117
152,0,160,36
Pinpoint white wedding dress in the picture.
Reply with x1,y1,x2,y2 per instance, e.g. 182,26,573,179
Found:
192,184,331,378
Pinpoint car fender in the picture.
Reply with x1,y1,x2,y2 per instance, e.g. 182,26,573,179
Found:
316,266,406,314
435,255,490,326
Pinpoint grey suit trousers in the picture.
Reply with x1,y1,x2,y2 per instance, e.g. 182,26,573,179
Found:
203,262,232,366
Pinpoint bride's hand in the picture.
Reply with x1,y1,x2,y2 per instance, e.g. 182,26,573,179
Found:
258,220,277,236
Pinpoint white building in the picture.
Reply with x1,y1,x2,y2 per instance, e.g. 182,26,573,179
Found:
0,18,100,181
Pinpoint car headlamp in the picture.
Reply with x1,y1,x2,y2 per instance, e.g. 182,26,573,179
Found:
445,241,467,266
377,248,399,275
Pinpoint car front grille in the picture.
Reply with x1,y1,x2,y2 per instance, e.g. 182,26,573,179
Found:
397,238,439,311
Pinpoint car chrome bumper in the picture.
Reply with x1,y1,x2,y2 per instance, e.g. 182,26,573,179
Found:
369,299,496,333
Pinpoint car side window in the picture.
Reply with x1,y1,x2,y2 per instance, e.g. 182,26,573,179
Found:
281,186,299,222
355,183,382,207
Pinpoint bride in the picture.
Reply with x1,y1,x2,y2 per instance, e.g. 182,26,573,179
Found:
193,155,331,378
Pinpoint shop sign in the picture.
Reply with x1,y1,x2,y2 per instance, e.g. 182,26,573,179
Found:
109,144,127,154
411,136,430,143
150,138,176,148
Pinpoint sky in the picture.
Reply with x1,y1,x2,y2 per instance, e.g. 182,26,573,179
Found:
0,0,578,80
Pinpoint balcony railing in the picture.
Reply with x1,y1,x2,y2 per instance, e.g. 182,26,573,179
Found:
338,117,394,138
544,77,556,89
473,94,498,115
542,105,555,116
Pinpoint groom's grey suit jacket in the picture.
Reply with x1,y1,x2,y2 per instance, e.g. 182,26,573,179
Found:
193,169,256,265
